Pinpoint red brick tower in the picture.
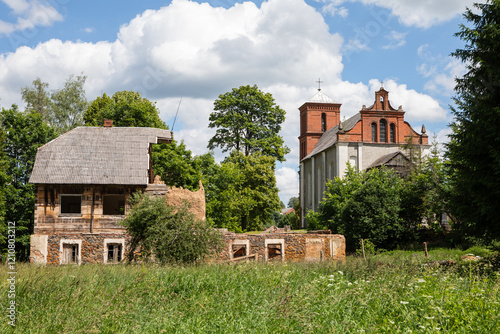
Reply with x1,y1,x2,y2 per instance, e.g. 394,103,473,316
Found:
298,89,341,160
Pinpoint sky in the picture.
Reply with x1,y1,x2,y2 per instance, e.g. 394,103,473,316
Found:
0,0,481,204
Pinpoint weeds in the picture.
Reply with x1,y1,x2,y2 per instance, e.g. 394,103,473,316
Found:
1,249,498,333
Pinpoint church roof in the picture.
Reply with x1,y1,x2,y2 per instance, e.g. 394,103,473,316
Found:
308,90,338,104
302,113,362,161
29,126,173,185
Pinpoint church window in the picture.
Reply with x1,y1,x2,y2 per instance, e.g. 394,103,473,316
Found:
321,113,326,132
371,122,377,142
380,119,387,142
390,123,395,143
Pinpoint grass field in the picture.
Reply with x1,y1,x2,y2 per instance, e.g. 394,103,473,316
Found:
1,248,499,333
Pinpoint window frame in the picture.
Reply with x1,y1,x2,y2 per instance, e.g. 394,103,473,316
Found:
60,194,82,216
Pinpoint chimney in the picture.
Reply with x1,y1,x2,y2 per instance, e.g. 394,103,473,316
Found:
103,119,113,127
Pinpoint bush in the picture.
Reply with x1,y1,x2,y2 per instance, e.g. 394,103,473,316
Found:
121,192,224,264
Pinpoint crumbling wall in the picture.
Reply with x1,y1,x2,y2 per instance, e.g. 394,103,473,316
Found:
218,233,345,262
166,180,206,221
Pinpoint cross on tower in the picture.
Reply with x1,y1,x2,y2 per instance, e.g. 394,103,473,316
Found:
316,78,323,91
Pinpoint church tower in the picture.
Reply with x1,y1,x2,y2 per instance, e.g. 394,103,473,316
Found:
298,89,341,161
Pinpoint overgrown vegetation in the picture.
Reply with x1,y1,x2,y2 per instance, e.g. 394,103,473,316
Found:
1,248,498,333
121,192,223,264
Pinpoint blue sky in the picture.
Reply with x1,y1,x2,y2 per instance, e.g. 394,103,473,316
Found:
0,0,480,203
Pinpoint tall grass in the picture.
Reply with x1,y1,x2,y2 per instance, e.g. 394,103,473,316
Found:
1,248,499,333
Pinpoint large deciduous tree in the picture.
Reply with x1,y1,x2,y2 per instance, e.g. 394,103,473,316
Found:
83,91,167,129
21,75,88,134
447,0,500,241
208,85,290,162
206,151,281,232
0,106,57,259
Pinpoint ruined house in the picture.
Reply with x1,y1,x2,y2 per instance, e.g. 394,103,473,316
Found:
29,124,345,264
29,125,173,264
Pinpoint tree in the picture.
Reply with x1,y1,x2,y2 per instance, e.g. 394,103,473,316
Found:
83,91,167,129
0,106,57,259
21,78,51,118
50,74,88,133
21,75,88,134
206,151,281,232
447,0,500,241
121,192,223,264
208,85,290,162
0,128,10,254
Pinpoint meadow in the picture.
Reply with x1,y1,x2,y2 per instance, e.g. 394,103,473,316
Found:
1,248,499,333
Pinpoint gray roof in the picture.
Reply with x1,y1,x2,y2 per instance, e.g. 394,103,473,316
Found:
302,113,361,161
367,151,409,169
308,90,338,104
29,127,173,185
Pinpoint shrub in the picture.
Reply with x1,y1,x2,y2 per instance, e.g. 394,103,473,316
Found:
121,192,224,264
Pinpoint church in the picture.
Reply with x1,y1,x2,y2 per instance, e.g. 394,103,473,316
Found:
298,86,430,227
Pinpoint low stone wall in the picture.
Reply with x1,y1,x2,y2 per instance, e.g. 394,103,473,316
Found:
218,233,345,262
31,231,345,264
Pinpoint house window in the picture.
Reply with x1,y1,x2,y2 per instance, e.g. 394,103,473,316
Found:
107,244,122,263
103,195,126,215
230,240,250,259
371,122,377,142
60,195,81,214
265,239,285,262
104,239,125,263
321,113,326,132
390,123,395,143
60,239,82,265
380,119,387,142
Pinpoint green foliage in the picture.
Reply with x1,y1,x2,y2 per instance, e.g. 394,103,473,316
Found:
151,141,208,191
356,239,376,256
121,192,223,264
0,106,57,259
447,1,500,241
206,151,281,232
21,75,88,134
208,85,290,162
83,91,167,129
0,129,9,249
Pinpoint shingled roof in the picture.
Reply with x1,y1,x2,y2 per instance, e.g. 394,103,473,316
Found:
302,113,361,161
29,127,172,185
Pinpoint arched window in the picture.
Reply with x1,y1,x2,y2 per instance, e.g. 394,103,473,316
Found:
380,119,387,142
371,122,377,142
390,123,395,143
321,113,326,132
380,96,384,109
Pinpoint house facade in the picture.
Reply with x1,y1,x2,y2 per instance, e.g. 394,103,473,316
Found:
29,125,173,264
299,87,430,227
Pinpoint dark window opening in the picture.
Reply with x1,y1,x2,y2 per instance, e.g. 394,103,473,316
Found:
232,244,247,258
321,113,326,132
380,119,387,142
60,195,81,214
103,195,126,215
62,244,78,264
267,244,282,261
107,244,122,263
390,123,396,143
371,123,377,142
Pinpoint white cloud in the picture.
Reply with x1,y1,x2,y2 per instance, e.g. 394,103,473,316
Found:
382,30,406,50
0,0,63,36
319,0,476,28
322,3,348,17
417,44,467,96
83,27,95,33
